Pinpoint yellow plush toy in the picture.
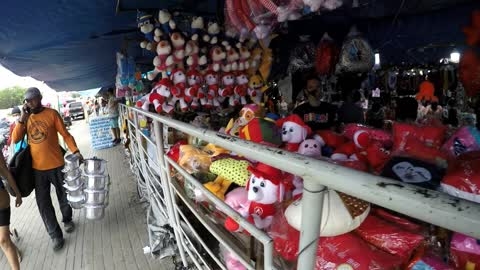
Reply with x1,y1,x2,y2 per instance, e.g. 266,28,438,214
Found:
248,75,269,105
178,145,212,174
203,176,233,200
203,143,230,157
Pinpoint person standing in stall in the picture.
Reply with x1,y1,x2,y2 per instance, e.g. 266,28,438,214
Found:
0,151,22,270
293,74,337,131
104,88,121,145
12,87,84,251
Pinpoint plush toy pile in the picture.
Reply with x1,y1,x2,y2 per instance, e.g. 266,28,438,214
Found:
161,103,480,269
135,9,279,114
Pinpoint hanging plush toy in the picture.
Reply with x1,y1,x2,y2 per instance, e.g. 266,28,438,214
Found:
170,32,186,68
237,45,251,71
148,40,174,80
170,69,188,111
276,114,313,152
336,26,374,74
137,11,158,51
248,47,263,75
185,40,207,70
234,72,249,105
205,69,221,108
220,72,237,106
151,78,175,114
248,75,268,104
186,70,205,110
223,47,240,72
158,10,176,36
303,0,343,12
209,46,227,72
416,80,439,102
316,33,339,75
204,22,221,45
190,16,206,42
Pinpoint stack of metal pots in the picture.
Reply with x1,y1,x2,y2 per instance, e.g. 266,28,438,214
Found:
83,157,109,220
63,154,85,209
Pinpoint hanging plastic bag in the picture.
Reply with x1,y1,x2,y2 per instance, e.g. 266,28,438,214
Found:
335,26,374,74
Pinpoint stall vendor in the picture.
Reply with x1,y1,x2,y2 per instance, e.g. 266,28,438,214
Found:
293,74,337,131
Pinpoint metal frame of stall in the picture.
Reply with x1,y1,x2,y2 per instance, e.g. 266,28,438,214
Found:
120,104,480,270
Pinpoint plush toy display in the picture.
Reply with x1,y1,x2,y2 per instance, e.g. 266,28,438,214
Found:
210,158,252,187
234,72,249,105
248,74,267,104
219,72,236,106
151,78,175,114
239,118,282,147
170,32,186,67
237,45,251,71
223,47,240,72
170,69,189,111
246,163,285,229
209,46,227,72
178,145,212,174
276,114,313,152
225,104,265,136
190,16,206,42
137,11,158,51
158,9,176,35
285,190,370,236
148,40,174,80
205,21,221,45
205,69,221,108
185,40,207,69
186,70,204,110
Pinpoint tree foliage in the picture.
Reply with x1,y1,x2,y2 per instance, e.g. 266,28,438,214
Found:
0,86,27,109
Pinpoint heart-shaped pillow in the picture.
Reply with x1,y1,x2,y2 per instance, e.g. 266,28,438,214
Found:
381,157,445,190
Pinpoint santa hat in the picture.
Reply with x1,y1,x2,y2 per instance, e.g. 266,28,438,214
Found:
276,115,312,136
353,130,370,149
170,68,184,78
247,163,283,185
222,72,234,79
204,69,217,77
152,78,172,91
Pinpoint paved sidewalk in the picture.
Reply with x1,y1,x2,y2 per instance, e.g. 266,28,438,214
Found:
0,120,176,270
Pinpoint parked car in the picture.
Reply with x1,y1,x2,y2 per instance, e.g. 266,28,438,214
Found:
65,101,84,120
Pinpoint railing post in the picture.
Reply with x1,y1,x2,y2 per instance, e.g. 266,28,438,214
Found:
297,178,326,270
152,121,189,267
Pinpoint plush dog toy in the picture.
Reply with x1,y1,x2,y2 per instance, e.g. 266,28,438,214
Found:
205,69,221,108
276,115,313,152
190,16,206,42
248,74,268,104
137,11,159,51
225,104,265,136
150,78,174,114
170,69,188,111
170,32,186,67
209,46,226,72
234,72,249,105
186,70,204,110
219,72,236,106
185,40,207,70
223,47,240,72
158,9,176,35
148,40,174,80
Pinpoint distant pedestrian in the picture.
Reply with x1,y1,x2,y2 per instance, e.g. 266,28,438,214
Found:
104,88,121,145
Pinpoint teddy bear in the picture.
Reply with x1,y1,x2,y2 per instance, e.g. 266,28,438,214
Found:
147,40,174,80
248,74,268,104
170,31,186,67
185,40,207,70
209,46,226,72
205,69,221,108
234,72,249,105
204,21,221,45
158,9,176,36
170,69,188,111
186,70,205,110
291,137,325,199
219,72,236,106
150,78,175,114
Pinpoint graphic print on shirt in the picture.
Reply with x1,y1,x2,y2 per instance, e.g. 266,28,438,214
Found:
304,113,329,123
29,120,49,144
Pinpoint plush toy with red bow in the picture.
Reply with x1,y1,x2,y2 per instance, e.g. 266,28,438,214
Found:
209,46,226,72
205,69,221,108
170,69,188,111
148,40,174,80
276,115,313,152
223,47,240,72
238,45,251,71
234,72,249,105
185,40,207,70
170,32,186,67
186,70,204,110
219,72,237,106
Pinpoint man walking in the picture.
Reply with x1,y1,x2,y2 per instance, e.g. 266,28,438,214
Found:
12,87,83,251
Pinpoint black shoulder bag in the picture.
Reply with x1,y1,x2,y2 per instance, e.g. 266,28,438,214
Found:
7,132,35,197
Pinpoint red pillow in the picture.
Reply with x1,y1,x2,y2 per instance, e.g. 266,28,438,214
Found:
393,122,447,150
372,208,422,232
355,215,425,259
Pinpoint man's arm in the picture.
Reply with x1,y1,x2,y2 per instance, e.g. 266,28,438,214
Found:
54,111,79,154
11,121,27,144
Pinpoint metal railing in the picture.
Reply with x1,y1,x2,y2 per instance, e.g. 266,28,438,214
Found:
120,104,480,270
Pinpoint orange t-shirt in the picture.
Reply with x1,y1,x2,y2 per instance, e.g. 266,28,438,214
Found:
12,108,79,171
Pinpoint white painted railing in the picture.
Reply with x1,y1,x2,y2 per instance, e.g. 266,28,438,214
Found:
120,104,480,270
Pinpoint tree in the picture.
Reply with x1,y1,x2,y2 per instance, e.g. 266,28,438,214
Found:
0,86,27,109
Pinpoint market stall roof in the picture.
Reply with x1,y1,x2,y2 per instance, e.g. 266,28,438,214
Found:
0,0,478,92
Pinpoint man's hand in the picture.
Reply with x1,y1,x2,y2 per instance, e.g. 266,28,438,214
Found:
20,104,30,123
75,152,84,164
15,196,22,207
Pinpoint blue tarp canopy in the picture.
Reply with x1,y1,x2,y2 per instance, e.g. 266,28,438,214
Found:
0,0,478,92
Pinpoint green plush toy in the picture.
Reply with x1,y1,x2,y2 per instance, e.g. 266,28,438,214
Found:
209,158,251,186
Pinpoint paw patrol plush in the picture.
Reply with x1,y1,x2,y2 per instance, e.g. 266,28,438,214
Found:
248,75,268,105
137,11,157,50
148,40,174,80
158,9,176,35
170,69,188,111
276,115,313,152
234,73,249,105
225,104,265,136
150,78,174,114
186,70,204,110
190,16,206,41
209,46,226,72
205,69,221,108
